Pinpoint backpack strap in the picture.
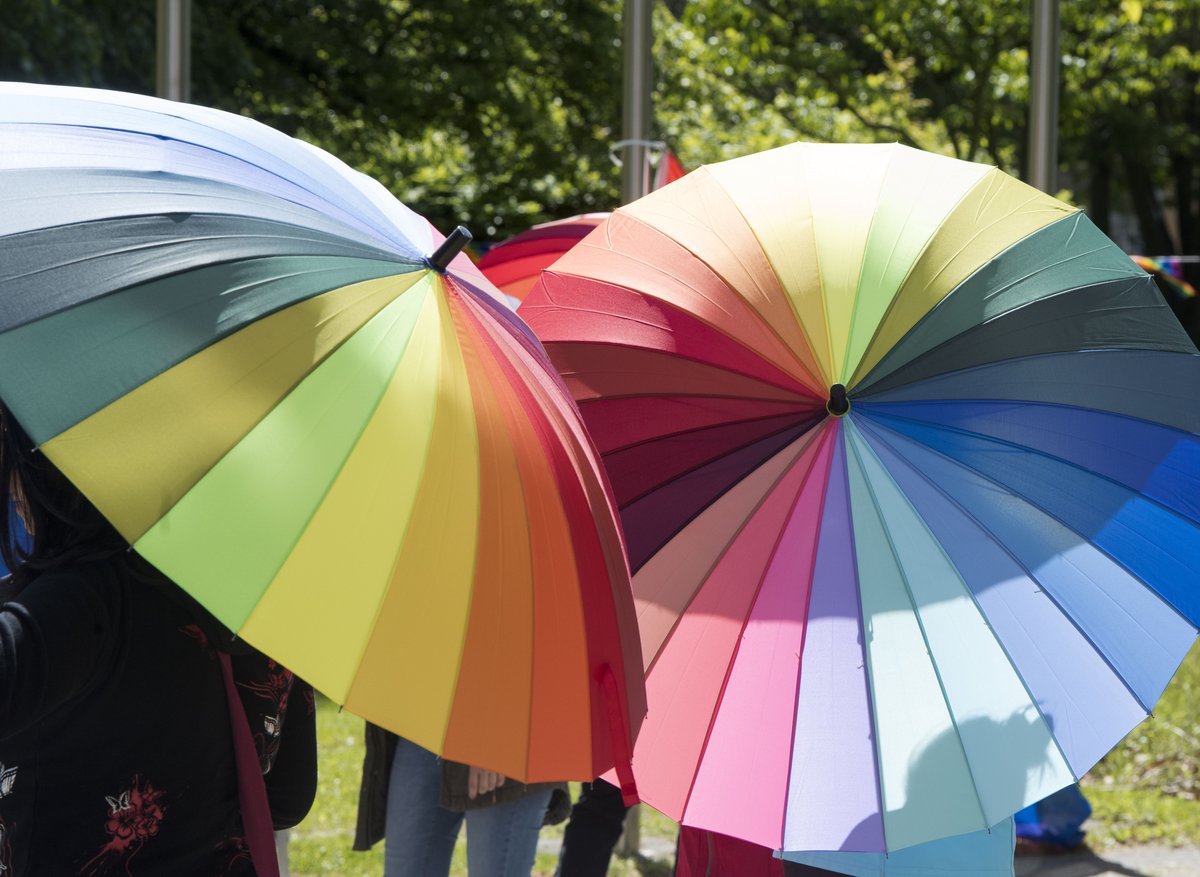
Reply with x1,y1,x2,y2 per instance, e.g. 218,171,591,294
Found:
219,651,281,877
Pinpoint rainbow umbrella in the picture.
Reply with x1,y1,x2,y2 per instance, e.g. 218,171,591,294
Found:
1132,254,1198,299
519,142,1200,851
477,213,609,303
0,82,645,787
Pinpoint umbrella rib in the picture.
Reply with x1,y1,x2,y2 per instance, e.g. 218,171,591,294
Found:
854,349,1200,436
639,430,821,680
678,168,835,390
801,161,839,387
846,178,1078,390
860,399,1200,634
852,411,1161,717
613,410,823,512
455,281,619,779
852,273,1167,398
841,172,992,388
1,170,410,255
446,281,545,779
568,224,823,390
623,421,823,583
844,424,992,832
838,141,901,383
776,424,838,850
589,405,820,458
853,416,1087,781
533,291,824,399
675,430,830,827
334,276,447,713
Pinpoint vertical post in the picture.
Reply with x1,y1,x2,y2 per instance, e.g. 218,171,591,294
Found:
621,0,653,204
1028,0,1060,193
157,0,192,102
616,805,641,858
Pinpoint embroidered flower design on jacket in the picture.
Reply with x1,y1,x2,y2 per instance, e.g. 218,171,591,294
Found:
0,819,12,874
81,776,166,875
238,660,294,774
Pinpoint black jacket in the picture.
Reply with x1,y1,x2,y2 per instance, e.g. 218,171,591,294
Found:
0,556,317,875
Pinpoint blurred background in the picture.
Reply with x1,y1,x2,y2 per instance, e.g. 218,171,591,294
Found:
5,0,1197,253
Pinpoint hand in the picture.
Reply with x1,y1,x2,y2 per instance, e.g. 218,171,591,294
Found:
467,765,505,799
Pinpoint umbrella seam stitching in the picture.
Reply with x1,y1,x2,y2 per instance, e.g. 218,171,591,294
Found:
853,410,1160,724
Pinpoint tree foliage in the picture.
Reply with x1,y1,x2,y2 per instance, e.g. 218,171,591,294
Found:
195,0,623,235
1059,0,1200,252
2,0,1199,252
656,0,1029,169
1,0,622,236
657,0,1200,255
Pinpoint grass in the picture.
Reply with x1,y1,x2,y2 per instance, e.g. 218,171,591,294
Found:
1081,638,1200,848
287,640,1200,874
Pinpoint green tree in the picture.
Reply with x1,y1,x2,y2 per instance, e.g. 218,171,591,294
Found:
196,0,624,235
1060,0,1200,253
0,0,156,91
6,0,1200,252
1,0,625,237
656,0,1029,171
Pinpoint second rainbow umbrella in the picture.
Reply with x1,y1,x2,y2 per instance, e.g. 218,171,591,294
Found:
520,141,1200,851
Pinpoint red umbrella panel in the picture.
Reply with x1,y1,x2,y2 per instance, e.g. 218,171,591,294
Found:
477,213,609,303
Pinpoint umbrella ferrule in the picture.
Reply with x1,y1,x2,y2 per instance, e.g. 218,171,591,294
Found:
426,225,473,274
827,383,850,416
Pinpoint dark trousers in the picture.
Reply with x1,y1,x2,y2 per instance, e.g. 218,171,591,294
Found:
555,779,631,877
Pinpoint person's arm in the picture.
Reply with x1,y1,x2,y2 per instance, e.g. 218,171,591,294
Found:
0,568,120,738
264,678,318,830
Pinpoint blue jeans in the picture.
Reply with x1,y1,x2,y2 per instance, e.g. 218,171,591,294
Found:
384,735,552,877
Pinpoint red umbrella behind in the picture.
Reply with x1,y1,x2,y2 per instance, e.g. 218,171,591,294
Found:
477,213,608,303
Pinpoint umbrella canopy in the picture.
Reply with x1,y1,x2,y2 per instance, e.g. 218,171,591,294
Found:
476,155,686,304
519,141,1200,850
0,82,645,786
477,213,609,303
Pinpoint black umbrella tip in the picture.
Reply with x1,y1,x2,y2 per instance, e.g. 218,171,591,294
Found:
425,225,473,273
827,383,850,416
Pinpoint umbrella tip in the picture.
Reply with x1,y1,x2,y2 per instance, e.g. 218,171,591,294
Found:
827,383,850,416
426,225,473,273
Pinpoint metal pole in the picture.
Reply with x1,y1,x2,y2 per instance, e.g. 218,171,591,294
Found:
621,0,653,204
1028,0,1060,193
157,0,192,102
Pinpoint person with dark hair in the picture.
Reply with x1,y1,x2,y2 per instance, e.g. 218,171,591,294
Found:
0,402,317,875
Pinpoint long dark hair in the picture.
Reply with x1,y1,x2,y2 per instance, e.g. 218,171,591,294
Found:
0,402,126,594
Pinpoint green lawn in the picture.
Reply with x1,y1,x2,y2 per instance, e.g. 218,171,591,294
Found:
1082,638,1200,847
287,640,1200,875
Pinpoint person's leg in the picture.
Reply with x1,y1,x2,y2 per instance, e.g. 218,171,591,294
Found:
556,779,631,877
383,736,464,877
465,788,554,877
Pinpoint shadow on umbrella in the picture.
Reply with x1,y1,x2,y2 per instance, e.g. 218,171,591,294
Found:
891,711,1058,850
